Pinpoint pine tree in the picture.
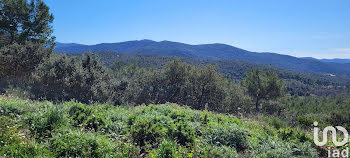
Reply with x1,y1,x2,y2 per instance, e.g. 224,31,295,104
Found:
0,0,54,48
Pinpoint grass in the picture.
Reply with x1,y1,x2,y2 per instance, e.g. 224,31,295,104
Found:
0,96,319,157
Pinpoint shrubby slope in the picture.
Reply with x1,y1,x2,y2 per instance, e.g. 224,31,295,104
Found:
0,96,317,157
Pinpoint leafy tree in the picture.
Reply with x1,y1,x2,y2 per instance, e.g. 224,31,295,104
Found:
241,69,285,113
194,64,226,110
0,41,51,77
123,58,249,113
0,0,54,48
221,81,252,114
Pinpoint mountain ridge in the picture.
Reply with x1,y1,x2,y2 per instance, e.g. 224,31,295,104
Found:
55,40,350,75
302,57,350,64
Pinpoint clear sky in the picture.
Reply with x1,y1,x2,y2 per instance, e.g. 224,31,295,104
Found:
44,0,350,59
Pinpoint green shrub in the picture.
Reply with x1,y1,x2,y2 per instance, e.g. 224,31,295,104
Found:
96,104,129,141
200,113,211,125
328,111,350,130
168,111,196,146
0,116,20,147
221,115,242,125
50,129,116,157
85,110,106,132
115,142,140,158
1,142,53,158
251,137,317,158
0,97,28,119
253,137,293,158
68,102,91,126
297,116,314,127
261,100,286,115
199,145,237,158
268,117,286,129
130,116,168,147
26,104,67,138
102,121,128,141
278,127,311,143
297,115,327,128
292,142,318,157
129,106,196,147
149,139,184,158
169,120,196,146
0,116,52,157
203,124,249,151
278,127,295,141
67,101,106,131
4,86,30,99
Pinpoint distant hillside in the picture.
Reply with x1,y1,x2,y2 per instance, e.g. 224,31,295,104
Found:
55,42,86,48
321,59,350,64
55,40,350,75
302,57,350,64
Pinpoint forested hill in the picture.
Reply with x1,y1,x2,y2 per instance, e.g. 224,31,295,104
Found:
55,40,350,75
66,51,350,96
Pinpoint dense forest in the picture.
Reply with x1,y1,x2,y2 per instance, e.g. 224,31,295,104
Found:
1,0,350,157
86,51,350,96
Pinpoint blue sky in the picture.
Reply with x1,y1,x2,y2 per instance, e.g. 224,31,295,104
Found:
44,0,350,59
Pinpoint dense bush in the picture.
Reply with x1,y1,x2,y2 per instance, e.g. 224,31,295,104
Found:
0,97,28,118
252,137,317,158
203,124,249,151
267,117,287,129
129,114,195,148
0,41,51,77
328,111,350,130
68,102,91,126
26,103,67,139
67,101,106,131
297,115,328,128
31,54,122,104
0,116,20,148
50,129,116,157
118,58,252,114
277,127,310,143
0,116,53,157
282,95,350,130
149,139,185,158
130,115,169,147
198,145,237,158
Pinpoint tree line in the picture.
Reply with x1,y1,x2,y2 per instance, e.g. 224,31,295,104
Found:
87,51,350,96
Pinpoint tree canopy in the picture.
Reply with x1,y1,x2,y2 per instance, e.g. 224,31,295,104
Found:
0,0,54,48
242,69,285,113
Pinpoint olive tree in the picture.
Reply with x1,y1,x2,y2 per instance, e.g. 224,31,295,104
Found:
241,69,285,113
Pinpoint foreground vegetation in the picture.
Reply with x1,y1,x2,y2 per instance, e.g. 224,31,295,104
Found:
0,96,319,157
